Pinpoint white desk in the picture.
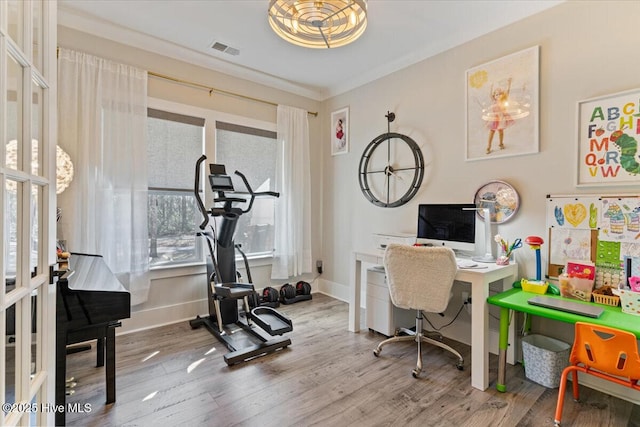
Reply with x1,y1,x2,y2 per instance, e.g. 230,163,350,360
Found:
350,250,518,391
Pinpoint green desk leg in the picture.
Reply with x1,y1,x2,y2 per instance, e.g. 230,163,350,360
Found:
496,307,509,392
524,311,532,335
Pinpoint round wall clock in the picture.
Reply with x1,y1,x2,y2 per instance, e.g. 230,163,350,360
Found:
473,180,520,223
358,112,425,208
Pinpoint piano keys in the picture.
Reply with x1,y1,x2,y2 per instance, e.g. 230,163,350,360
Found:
55,253,130,426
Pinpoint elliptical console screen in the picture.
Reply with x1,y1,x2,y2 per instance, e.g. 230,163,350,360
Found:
209,175,234,192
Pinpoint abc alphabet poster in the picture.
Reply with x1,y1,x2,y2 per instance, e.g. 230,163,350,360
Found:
577,88,640,186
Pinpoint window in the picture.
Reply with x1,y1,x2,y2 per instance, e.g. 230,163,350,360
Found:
216,122,277,258
146,98,277,265
147,108,204,267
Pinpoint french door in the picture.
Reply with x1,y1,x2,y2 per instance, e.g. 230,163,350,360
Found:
1,1,57,426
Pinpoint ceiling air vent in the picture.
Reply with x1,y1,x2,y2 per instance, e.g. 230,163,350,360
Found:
210,41,240,56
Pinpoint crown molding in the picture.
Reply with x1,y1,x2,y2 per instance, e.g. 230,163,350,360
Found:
58,6,326,101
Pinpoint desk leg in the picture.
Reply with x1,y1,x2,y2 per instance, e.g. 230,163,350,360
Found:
106,325,116,403
470,265,517,391
496,307,510,392
470,277,490,390
349,254,361,332
97,337,105,367
502,276,517,366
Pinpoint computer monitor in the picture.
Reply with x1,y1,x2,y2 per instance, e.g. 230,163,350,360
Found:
417,204,476,253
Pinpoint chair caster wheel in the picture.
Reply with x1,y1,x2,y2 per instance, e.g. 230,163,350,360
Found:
456,360,464,370
412,369,419,378
373,348,380,357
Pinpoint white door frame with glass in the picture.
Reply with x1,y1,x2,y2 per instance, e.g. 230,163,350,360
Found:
1,1,57,425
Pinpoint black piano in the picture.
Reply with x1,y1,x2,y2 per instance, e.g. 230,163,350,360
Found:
55,253,130,426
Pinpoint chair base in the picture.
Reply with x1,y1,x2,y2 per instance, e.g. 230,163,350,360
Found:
373,311,464,378
395,326,442,341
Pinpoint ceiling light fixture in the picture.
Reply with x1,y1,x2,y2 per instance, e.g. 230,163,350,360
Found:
268,0,368,49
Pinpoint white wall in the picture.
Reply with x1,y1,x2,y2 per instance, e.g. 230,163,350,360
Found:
320,0,640,344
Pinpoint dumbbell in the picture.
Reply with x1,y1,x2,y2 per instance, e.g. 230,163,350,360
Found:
262,287,280,304
295,281,312,296
280,283,297,302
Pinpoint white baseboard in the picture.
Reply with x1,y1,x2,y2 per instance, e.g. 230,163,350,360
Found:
120,299,208,335
317,278,349,303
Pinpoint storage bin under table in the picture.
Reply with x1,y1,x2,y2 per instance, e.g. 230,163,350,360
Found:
366,266,415,336
521,334,571,388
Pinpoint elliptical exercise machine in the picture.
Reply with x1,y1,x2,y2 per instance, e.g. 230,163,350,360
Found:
190,155,292,365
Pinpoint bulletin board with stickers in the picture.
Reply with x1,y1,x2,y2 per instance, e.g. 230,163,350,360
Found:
546,194,640,291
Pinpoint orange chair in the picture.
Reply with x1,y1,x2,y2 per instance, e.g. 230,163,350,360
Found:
554,322,640,426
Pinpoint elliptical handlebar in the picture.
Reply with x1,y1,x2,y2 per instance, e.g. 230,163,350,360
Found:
195,155,209,230
194,155,280,228
234,170,280,214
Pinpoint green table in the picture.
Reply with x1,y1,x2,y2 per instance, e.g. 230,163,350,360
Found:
487,288,640,392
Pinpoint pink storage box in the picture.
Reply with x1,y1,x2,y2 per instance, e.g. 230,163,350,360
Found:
628,276,640,292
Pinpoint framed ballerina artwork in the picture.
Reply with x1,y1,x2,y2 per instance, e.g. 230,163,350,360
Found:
465,46,539,161
331,107,349,156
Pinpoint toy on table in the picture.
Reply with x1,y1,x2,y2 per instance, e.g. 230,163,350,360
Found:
525,235,544,281
517,235,558,295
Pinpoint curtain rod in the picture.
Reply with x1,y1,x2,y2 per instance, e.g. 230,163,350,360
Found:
57,48,317,117
148,71,318,117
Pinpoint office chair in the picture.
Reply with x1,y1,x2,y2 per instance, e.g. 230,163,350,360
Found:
373,244,464,378
554,322,640,426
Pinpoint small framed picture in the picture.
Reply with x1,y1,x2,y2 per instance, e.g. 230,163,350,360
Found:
331,107,349,156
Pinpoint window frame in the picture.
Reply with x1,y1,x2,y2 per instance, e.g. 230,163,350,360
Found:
147,98,277,271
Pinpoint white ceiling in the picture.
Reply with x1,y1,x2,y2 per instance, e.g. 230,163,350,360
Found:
58,0,563,101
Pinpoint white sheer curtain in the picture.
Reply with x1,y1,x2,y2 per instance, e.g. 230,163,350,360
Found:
57,48,150,305
271,105,312,279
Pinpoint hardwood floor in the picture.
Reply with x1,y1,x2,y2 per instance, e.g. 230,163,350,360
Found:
65,294,639,426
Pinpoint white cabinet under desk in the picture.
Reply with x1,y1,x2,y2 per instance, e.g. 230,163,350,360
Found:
366,266,415,336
